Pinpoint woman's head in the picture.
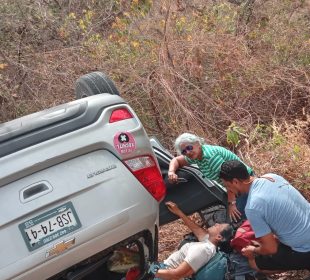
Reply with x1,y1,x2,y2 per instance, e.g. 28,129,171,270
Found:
208,223,234,253
174,133,205,157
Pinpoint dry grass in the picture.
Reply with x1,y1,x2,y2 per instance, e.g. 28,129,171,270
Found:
241,117,310,193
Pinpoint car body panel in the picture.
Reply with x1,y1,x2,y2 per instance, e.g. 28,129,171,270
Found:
0,95,148,187
0,94,160,280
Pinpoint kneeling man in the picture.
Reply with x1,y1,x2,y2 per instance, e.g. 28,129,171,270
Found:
220,160,310,271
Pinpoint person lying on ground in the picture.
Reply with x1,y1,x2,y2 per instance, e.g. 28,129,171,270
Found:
219,160,310,271
168,132,253,222
149,201,233,280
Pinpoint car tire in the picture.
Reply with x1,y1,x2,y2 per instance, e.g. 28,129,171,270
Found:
75,71,120,99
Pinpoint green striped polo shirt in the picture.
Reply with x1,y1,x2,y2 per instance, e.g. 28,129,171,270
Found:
185,144,253,184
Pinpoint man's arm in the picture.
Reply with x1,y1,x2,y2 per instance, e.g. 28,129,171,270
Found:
227,191,241,222
242,233,278,258
155,261,194,280
244,207,278,258
209,153,241,222
165,201,207,241
168,156,189,183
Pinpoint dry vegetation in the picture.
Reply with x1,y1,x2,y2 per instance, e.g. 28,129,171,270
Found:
0,0,310,278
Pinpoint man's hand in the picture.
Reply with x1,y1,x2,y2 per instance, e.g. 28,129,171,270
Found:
228,204,241,222
241,245,258,259
165,201,183,217
168,171,178,183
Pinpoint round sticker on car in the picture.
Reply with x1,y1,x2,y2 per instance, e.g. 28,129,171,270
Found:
113,132,136,155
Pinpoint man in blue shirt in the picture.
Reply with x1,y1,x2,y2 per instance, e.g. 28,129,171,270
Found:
219,160,310,271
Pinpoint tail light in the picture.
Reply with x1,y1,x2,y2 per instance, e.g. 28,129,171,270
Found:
109,108,133,123
124,156,166,202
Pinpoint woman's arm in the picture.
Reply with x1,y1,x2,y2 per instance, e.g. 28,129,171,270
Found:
155,260,194,279
168,156,189,183
165,201,208,241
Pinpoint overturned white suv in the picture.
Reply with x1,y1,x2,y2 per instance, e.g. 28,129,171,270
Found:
0,72,227,280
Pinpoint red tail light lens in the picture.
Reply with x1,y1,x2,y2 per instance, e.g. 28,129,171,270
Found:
109,108,133,123
124,156,166,202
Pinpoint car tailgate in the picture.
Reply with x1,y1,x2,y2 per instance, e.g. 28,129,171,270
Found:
0,94,162,279
0,150,158,280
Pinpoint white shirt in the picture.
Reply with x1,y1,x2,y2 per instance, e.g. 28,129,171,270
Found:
163,234,216,272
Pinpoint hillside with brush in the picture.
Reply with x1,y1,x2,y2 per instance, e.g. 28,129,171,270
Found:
1,1,310,278
1,0,309,191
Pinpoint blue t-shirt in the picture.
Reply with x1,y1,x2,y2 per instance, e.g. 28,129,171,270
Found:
245,174,310,252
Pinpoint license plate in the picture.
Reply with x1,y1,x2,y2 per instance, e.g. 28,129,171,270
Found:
19,202,82,251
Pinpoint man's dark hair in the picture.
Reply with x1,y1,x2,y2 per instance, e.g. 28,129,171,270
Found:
218,224,234,253
219,160,250,182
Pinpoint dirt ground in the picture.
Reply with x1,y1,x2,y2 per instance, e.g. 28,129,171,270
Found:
158,188,310,280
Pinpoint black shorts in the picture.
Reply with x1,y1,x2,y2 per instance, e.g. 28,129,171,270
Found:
255,243,310,270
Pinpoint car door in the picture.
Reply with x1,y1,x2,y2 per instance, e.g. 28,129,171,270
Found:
150,137,228,226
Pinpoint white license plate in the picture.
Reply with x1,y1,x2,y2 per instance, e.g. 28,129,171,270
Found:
19,202,81,251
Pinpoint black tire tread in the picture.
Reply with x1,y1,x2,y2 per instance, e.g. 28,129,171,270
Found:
75,72,120,99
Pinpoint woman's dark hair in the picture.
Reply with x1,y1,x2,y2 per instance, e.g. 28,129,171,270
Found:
219,160,250,182
218,224,234,253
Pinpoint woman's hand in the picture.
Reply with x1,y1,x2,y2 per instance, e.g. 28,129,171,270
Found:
229,203,241,222
165,201,182,216
168,156,188,184
168,171,178,183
